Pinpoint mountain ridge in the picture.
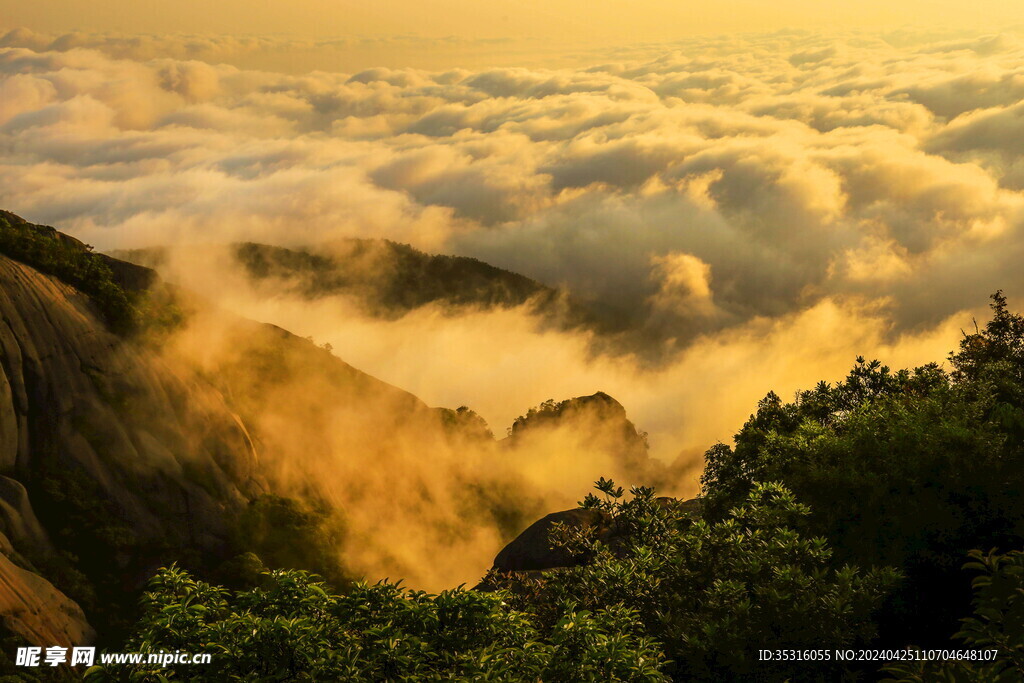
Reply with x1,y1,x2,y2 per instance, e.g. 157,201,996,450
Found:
113,239,627,334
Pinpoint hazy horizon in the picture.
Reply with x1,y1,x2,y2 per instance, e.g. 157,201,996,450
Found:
3,1,1022,70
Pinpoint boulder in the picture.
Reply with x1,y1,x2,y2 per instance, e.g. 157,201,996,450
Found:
493,508,608,573
0,477,52,554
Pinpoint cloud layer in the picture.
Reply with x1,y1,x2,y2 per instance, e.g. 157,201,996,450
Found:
2,28,1023,468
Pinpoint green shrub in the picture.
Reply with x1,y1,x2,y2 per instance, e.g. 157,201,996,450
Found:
492,479,898,681
84,564,667,681
883,547,1024,682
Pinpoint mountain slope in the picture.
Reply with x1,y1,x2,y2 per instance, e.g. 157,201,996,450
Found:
237,240,558,315
0,212,524,642
0,211,503,636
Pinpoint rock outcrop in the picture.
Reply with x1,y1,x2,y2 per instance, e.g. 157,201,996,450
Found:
505,392,662,484
0,477,52,555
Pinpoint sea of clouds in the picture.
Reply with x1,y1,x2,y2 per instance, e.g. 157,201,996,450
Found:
2,26,1022,464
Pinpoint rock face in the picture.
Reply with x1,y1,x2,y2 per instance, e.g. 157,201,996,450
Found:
0,251,270,642
0,253,265,546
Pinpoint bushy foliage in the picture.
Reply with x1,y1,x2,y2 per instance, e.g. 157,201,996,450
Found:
0,212,137,332
491,479,897,681
699,293,1024,644
84,565,667,682
955,548,1024,675
883,547,1024,681
97,480,893,681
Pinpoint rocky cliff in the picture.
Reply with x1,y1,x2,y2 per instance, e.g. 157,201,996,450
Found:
0,250,270,645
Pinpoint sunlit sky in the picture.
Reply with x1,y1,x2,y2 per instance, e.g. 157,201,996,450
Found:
4,0,1019,37
3,0,1022,70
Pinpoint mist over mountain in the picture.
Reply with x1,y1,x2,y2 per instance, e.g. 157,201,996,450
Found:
4,211,1024,679
114,239,630,335
7,27,1022,466
0,211,664,654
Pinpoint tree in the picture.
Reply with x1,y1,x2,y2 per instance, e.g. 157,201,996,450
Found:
883,547,1024,682
698,295,1024,645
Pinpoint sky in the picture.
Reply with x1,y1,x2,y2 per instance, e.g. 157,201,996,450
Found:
2,1,1023,70
3,1,1019,39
